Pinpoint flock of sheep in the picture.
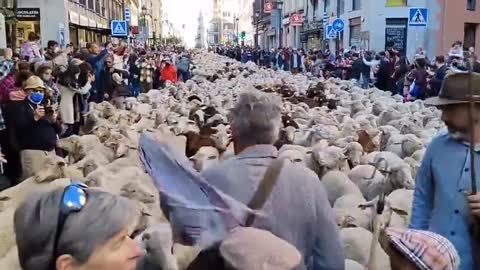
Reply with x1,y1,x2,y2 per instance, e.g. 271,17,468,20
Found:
0,50,446,270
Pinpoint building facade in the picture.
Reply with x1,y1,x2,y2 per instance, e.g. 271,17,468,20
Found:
253,0,480,58
6,0,161,48
208,0,255,45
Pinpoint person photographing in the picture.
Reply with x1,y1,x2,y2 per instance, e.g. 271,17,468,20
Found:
3,76,61,182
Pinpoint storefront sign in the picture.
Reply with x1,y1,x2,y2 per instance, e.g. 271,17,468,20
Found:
0,14,6,49
305,21,324,32
79,15,89,27
69,11,79,25
290,13,303,26
264,2,273,13
16,8,40,21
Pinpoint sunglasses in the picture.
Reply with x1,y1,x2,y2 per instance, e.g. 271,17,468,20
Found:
49,182,88,269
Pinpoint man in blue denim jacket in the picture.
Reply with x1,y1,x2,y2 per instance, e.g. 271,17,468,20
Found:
410,71,480,270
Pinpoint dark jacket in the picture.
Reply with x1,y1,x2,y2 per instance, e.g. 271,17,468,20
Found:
350,58,364,80
375,59,394,91
100,68,129,98
429,64,448,97
411,68,429,98
86,49,108,95
3,100,60,151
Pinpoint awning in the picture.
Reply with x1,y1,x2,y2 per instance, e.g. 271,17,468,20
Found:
266,28,276,36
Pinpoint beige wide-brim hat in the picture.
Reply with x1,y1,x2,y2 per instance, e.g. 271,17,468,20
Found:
425,71,480,106
219,227,302,270
24,76,46,90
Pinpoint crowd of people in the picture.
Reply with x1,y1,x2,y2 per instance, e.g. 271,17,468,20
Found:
213,41,480,102
0,32,192,187
0,32,479,270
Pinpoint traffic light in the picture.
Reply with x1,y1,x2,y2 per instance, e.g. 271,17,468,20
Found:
240,31,246,40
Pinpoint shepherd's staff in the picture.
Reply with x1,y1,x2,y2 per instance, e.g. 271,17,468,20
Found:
466,66,480,268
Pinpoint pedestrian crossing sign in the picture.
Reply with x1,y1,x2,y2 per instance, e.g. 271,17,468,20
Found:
111,20,128,36
409,8,428,26
325,24,336,39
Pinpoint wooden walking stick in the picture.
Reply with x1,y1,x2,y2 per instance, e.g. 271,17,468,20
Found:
466,69,480,268
365,158,390,270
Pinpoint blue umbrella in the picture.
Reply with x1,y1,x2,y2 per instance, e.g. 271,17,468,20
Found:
139,132,252,248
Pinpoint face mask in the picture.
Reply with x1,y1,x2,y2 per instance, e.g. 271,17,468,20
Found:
42,75,51,82
54,47,60,53
29,92,44,105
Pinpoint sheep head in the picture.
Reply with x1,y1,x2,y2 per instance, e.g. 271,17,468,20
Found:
312,146,347,173
92,125,112,143
189,146,220,172
278,149,306,165
34,156,69,183
210,125,231,151
344,142,364,168
58,135,86,163
120,182,156,204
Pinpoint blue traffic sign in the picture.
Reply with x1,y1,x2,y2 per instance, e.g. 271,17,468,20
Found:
325,24,336,39
409,8,428,26
332,18,345,32
111,20,128,36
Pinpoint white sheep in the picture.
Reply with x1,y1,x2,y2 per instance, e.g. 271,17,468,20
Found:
321,170,363,206
339,227,390,269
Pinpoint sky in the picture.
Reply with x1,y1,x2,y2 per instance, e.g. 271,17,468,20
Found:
163,0,212,47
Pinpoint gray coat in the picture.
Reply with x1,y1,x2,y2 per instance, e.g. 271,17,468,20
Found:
202,145,345,270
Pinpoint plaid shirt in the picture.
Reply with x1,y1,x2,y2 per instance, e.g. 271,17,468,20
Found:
0,74,16,104
0,59,14,82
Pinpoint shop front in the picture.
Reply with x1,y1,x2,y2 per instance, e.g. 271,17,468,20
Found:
15,8,40,45
69,11,109,48
303,21,324,50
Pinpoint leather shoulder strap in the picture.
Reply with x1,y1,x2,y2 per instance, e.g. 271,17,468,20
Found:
245,157,288,227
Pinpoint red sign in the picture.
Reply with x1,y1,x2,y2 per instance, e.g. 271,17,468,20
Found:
131,26,140,34
264,2,273,13
291,13,304,26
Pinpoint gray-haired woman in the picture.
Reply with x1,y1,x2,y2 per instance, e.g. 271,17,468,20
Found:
14,182,143,270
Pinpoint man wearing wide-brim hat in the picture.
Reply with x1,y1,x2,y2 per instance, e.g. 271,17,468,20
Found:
410,71,480,270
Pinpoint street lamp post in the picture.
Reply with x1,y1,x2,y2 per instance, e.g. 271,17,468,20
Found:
275,1,284,48
255,11,260,48
142,5,147,47
154,18,158,45
235,17,239,45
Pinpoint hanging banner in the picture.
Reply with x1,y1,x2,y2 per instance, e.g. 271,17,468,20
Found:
264,1,273,13
291,13,304,26
58,23,65,48
0,14,6,49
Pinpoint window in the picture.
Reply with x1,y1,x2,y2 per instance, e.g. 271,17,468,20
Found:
88,0,94,10
79,0,86,6
386,0,407,6
349,17,361,47
467,0,476,10
352,0,361,10
95,0,100,13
